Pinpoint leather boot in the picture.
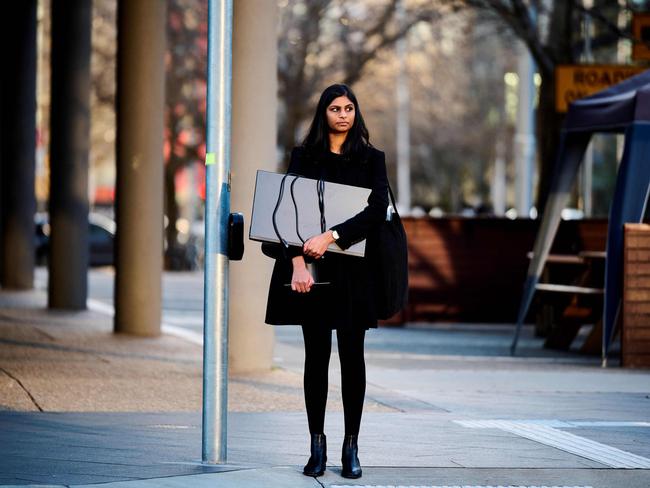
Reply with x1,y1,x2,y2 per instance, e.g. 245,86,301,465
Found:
341,433,362,478
303,433,327,477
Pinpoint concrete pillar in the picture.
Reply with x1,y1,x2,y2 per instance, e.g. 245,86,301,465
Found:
0,2,37,290
229,0,278,373
0,117,3,286
0,45,4,284
48,0,92,309
114,0,166,336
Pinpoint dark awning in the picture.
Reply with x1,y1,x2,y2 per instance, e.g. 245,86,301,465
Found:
511,69,650,365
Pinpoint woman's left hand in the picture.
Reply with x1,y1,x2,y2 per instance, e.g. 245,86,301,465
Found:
303,231,336,259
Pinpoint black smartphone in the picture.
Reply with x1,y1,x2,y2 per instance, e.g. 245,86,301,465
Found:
283,282,331,287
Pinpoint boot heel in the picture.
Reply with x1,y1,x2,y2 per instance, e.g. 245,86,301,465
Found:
341,433,362,478
303,433,327,477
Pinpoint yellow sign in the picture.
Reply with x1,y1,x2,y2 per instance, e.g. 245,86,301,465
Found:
555,65,646,112
632,13,650,61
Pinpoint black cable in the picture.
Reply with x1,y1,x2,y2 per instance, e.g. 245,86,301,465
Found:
317,178,326,233
272,172,328,258
290,176,306,244
272,173,292,248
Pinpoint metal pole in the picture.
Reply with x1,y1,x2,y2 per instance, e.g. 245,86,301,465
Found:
395,0,411,214
581,4,593,217
492,139,507,216
203,0,233,464
514,40,536,218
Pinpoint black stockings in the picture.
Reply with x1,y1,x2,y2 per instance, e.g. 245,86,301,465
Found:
301,326,366,436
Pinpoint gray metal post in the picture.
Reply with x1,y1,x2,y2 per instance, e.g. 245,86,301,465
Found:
395,0,411,213
203,0,233,464
581,5,594,217
514,40,536,218
492,139,507,216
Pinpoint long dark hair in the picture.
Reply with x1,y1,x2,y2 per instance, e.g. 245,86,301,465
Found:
301,83,372,163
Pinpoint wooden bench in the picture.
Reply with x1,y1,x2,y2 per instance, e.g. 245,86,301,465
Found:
535,283,603,294
529,252,606,353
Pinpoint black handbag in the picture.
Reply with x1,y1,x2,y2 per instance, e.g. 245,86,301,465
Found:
368,183,408,319
261,241,286,260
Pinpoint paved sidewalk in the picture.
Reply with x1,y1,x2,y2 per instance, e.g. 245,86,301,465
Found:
1,285,650,487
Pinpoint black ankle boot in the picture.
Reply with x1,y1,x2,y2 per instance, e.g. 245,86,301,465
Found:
303,433,327,477
341,433,362,478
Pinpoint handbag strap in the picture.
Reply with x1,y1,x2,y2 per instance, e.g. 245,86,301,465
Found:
317,170,326,233
386,181,401,221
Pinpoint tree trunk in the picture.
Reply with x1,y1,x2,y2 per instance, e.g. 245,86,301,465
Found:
164,164,179,251
535,72,566,215
277,103,303,169
533,0,576,215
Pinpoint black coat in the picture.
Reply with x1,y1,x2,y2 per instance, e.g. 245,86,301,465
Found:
264,145,389,331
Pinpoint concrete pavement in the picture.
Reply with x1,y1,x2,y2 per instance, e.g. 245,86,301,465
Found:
1,270,650,487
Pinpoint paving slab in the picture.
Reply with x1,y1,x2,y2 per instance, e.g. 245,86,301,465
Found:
2,276,650,487
3,467,650,488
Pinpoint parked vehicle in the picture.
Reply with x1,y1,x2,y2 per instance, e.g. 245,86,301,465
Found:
35,212,115,267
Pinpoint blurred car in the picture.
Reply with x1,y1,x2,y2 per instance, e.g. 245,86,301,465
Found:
35,212,115,267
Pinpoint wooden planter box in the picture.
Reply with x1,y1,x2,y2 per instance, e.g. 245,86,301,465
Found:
623,223,650,368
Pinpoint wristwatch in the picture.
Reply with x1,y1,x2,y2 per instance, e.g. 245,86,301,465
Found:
331,229,340,241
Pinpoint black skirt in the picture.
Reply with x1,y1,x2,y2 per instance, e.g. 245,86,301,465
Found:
265,249,378,331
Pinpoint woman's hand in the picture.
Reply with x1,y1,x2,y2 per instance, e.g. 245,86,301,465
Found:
303,231,336,259
291,256,314,293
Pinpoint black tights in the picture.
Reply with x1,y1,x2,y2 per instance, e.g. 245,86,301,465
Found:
301,325,366,436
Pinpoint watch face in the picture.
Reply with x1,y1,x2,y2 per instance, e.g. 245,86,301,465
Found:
332,230,339,240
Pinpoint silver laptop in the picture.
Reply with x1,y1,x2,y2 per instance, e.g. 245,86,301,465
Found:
249,170,372,257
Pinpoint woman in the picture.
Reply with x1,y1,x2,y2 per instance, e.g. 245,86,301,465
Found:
264,83,389,479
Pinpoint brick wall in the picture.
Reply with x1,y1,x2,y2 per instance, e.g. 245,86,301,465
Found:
623,223,650,368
